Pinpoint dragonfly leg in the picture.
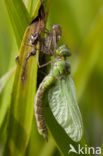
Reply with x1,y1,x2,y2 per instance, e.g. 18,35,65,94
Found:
23,42,34,47
38,60,54,68
21,51,36,81
26,51,36,61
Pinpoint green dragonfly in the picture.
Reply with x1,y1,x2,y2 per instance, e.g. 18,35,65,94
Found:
34,44,83,142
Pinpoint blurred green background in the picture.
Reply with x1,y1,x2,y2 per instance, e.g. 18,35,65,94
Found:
0,0,103,155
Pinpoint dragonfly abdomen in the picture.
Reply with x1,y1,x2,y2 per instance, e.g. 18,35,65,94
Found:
34,75,54,140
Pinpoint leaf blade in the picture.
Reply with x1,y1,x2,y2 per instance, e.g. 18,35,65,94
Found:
3,25,38,156
0,67,15,94
3,0,51,155
4,0,31,48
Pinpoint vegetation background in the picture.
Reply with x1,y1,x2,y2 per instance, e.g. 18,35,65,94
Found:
0,0,103,155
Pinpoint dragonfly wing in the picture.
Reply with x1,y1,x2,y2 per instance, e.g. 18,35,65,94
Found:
48,76,83,142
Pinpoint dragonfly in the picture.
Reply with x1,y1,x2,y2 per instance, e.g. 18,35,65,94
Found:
34,45,83,142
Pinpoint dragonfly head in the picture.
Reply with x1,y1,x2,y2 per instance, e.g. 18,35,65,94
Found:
56,45,71,57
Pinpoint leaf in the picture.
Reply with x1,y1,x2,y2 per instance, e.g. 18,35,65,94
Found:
3,0,51,155
0,74,14,128
0,40,18,130
39,137,56,156
0,67,15,128
3,24,38,156
27,0,38,15
0,67,15,94
48,76,83,142
4,0,31,48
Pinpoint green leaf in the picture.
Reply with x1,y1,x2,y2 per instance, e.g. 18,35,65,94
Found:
4,0,31,48
39,137,56,156
3,0,51,155
27,0,38,15
3,24,38,156
0,68,15,128
0,67,15,94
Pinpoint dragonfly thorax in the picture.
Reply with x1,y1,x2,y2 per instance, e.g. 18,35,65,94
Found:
50,58,70,78
56,45,71,57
